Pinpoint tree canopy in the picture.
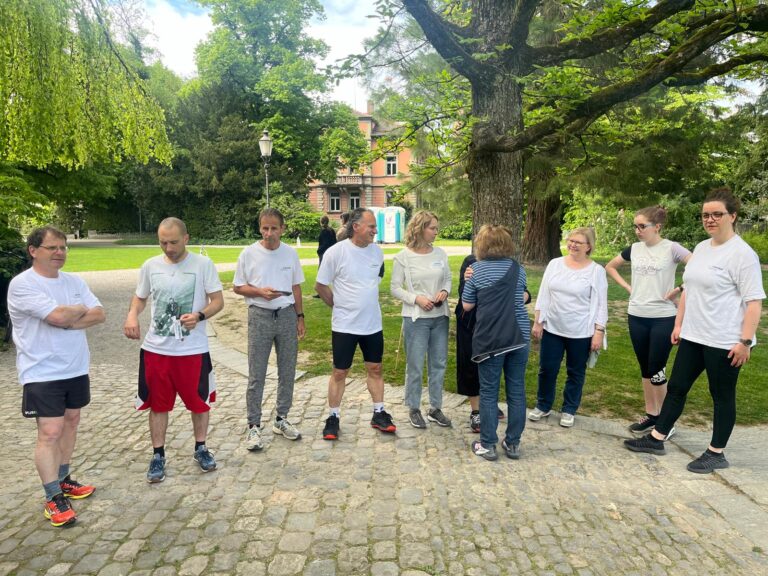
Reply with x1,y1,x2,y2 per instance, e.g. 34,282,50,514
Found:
0,0,172,168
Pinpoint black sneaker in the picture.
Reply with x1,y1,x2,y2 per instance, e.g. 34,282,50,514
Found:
322,415,340,440
409,409,426,428
624,433,666,455
628,414,657,434
687,450,729,474
371,410,397,434
470,412,480,433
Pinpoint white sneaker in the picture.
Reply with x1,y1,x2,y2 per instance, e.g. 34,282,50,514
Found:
560,413,575,428
246,426,264,451
273,418,301,440
664,426,676,441
528,407,551,421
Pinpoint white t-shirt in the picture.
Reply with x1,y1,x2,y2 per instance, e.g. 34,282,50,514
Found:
680,235,765,349
8,269,102,385
316,239,384,335
136,252,223,356
624,239,690,318
390,247,451,320
535,257,609,339
233,241,304,309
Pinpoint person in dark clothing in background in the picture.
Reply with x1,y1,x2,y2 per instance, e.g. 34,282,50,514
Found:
315,216,337,298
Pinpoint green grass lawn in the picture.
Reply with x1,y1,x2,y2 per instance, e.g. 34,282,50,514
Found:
62,245,402,272
221,257,768,427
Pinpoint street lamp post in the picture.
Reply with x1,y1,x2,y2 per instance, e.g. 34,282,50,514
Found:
258,130,273,208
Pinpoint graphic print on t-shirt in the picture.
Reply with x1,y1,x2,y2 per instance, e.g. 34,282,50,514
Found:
151,272,196,338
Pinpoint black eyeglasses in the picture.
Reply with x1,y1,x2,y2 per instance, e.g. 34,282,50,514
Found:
633,223,654,231
700,212,729,221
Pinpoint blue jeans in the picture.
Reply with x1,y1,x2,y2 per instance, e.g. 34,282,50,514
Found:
403,316,449,410
477,345,530,448
536,330,591,415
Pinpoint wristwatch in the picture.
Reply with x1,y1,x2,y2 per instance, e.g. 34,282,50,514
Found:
198,311,206,321
739,338,753,347
296,313,305,318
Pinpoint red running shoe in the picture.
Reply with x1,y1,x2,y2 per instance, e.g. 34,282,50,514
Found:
44,493,77,527
60,477,95,499
371,410,396,434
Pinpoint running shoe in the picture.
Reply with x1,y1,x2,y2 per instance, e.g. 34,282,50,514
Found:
60,477,95,499
44,493,76,527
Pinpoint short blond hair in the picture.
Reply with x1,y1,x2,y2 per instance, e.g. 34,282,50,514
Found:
405,211,438,249
474,225,515,260
567,227,595,255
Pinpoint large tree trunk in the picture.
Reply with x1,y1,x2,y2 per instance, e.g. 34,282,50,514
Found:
469,75,525,252
522,191,562,264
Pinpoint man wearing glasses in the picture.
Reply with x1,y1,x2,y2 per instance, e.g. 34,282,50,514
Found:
8,226,105,527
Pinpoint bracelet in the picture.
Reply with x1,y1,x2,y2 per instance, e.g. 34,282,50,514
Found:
677,285,684,292
296,313,305,318
595,327,605,332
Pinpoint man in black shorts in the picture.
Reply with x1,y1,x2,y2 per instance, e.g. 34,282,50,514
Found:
8,226,105,527
315,208,396,439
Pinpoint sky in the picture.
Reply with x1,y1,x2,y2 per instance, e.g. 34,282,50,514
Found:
142,0,377,111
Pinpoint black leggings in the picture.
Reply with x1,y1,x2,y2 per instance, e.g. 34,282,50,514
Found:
627,314,675,384
655,339,741,449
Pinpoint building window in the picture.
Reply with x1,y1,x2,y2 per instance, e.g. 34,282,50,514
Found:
329,191,340,212
349,191,360,210
386,155,397,176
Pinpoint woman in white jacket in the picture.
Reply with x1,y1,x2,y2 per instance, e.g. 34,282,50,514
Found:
529,227,608,427
391,211,452,429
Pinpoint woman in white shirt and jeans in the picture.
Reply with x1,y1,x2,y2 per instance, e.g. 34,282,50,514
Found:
605,206,691,436
391,211,452,429
529,227,608,428
625,187,765,473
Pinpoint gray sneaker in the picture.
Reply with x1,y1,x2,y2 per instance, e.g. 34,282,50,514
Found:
193,445,217,472
528,407,551,421
273,418,301,440
687,450,729,474
501,439,520,460
246,426,264,451
427,408,452,427
146,453,166,483
409,409,427,429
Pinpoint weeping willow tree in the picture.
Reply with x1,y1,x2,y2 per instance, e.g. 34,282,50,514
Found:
0,0,172,169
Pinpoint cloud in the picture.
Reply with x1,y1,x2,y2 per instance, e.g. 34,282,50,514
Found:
144,0,376,108
143,0,214,78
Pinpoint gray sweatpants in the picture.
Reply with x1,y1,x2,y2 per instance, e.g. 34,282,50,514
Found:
247,305,298,426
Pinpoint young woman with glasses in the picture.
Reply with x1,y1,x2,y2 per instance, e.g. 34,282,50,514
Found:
625,187,765,473
605,206,691,436
529,227,608,428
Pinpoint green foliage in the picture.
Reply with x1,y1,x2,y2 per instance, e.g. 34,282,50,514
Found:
439,219,473,240
0,0,171,168
742,231,768,262
0,225,26,329
270,196,326,241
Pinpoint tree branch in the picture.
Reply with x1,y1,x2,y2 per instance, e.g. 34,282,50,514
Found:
402,0,488,83
530,0,695,67
482,4,768,153
665,53,768,86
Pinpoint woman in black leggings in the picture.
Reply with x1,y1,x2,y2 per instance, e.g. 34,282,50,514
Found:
624,188,765,473
606,206,691,436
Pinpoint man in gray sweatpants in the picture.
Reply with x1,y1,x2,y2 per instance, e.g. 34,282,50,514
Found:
233,208,306,450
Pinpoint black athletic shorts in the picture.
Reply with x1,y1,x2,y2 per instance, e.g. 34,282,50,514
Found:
22,374,91,418
332,330,384,370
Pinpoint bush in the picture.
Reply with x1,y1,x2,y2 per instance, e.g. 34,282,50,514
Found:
270,196,328,241
742,231,768,262
439,219,473,240
0,226,27,330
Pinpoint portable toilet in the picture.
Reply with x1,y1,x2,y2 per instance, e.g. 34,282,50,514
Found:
382,206,405,243
367,206,405,243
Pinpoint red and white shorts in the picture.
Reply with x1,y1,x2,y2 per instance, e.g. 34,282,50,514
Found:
136,350,216,413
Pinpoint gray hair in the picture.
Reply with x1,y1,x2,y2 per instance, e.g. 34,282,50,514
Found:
346,207,373,238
